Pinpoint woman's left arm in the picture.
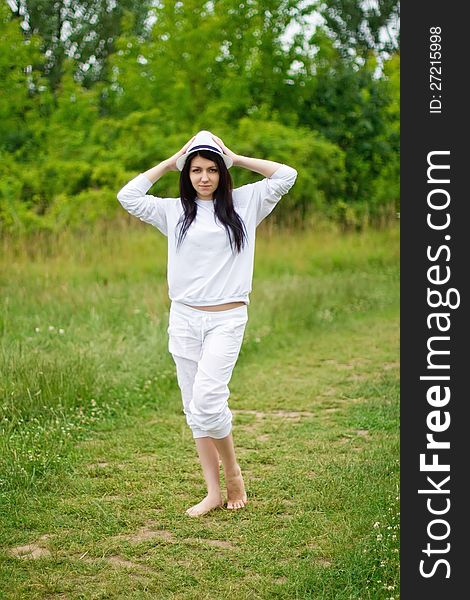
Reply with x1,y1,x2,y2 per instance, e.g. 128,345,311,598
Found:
211,135,283,177
235,155,283,178
212,135,297,225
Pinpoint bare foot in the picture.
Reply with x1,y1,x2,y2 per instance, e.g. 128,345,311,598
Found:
225,464,248,510
185,494,224,517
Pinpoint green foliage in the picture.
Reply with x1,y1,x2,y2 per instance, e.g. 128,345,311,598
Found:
43,188,119,230
318,0,400,59
0,1,399,234
0,2,49,154
370,53,400,212
233,118,347,220
294,31,398,207
8,0,152,90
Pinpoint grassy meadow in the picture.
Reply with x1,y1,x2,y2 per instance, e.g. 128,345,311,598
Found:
0,221,400,599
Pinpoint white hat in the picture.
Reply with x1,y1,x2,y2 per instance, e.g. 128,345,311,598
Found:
176,130,233,171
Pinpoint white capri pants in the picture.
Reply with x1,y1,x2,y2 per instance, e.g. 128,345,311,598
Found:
167,301,248,439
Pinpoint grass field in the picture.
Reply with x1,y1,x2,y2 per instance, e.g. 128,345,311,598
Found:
0,222,400,599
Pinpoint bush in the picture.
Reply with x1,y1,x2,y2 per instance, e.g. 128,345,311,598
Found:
0,114,398,233
231,118,347,222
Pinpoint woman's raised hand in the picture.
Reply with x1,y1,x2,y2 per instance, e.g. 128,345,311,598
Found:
165,136,196,171
211,134,240,166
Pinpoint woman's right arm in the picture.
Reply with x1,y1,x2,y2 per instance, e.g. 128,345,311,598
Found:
116,136,195,233
116,170,169,234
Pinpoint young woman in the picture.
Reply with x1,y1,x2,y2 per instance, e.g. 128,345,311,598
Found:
117,131,297,516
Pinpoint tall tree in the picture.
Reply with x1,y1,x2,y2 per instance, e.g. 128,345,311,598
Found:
294,28,394,203
0,1,49,153
6,0,152,90
316,0,400,60
103,0,305,125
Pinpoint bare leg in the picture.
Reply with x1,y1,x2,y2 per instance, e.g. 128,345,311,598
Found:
186,437,224,517
212,433,248,510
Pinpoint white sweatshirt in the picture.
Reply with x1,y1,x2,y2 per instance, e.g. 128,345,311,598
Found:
117,164,297,306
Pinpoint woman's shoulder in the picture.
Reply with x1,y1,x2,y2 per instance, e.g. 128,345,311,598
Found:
232,184,254,208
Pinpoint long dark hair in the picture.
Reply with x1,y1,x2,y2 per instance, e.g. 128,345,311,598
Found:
175,150,247,253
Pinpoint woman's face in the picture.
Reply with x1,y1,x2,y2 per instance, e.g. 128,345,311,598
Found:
189,155,220,200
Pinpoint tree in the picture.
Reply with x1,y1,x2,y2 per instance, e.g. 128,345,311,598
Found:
294,29,394,204
6,0,152,90
102,0,304,126
317,0,400,60
0,1,49,153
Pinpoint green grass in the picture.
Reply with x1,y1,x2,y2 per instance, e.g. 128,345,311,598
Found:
0,222,399,599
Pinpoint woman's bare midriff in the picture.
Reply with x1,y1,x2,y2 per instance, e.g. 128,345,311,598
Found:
184,301,246,312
